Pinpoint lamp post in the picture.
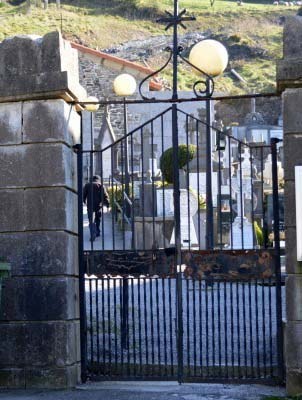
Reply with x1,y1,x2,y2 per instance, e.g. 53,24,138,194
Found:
139,1,228,252
113,73,137,350
189,40,228,249
113,73,137,217
137,0,229,379
136,0,228,374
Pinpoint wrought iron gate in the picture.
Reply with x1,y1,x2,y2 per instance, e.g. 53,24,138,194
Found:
76,100,284,384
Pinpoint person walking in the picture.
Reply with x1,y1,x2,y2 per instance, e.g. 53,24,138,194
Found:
83,175,110,241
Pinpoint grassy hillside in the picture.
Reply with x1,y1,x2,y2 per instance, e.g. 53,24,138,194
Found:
0,0,299,94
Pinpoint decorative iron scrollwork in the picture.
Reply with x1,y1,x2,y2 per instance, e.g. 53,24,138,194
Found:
138,3,215,101
139,47,173,101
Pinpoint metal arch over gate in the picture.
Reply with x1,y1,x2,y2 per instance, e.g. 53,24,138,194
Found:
75,100,284,384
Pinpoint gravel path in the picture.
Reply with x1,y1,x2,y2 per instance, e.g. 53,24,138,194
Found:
85,277,285,380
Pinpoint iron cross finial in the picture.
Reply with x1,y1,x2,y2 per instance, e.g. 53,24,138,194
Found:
156,0,196,31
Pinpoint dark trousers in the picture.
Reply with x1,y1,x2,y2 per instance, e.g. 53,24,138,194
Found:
87,208,102,236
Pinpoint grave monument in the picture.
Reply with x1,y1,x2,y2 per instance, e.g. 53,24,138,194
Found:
230,147,254,249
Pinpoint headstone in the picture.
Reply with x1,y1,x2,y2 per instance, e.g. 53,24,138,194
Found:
139,183,157,217
253,180,263,218
231,217,254,249
189,172,218,206
216,193,232,247
149,157,161,178
170,189,199,247
133,180,141,199
179,169,187,189
157,188,174,217
142,130,151,174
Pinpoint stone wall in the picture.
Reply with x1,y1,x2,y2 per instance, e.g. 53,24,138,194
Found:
78,55,141,140
277,15,302,396
0,32,85,389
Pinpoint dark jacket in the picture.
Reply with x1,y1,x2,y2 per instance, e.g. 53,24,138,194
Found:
83,181,110,211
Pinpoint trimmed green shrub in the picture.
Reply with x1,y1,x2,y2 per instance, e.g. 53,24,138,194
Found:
160,144,196,184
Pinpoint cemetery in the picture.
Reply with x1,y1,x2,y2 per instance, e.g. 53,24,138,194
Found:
0,0,301,397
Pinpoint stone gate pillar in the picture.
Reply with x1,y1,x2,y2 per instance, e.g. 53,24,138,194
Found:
0,32,86,388
277,16,302,396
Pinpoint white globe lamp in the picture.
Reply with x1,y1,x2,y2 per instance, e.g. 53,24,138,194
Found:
113,73,137,97
85,96,100,112
189,39,228,77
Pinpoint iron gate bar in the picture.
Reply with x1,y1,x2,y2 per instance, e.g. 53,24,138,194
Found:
205,79,214,250
84,274,282,383
74,143,87,383
271,137,285,382
73,92,279,108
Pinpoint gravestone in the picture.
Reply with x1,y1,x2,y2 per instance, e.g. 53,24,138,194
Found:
189,172,218,206
170,189,199,248
132,180,141,199
156,188,174,217
139,181,157,217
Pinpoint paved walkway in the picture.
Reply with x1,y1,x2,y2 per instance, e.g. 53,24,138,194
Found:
0,382,286,400
83,206,131,251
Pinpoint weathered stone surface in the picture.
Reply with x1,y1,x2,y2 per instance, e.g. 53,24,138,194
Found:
0,324,26,367
0,189,25,232
25,321,80,367
285,227,302,274
0,321,80,368
286,321,302,368
283,16,302,59
23,144,77,190
0,277,79,321
284,180,296,229
24,364,81,389
0,143,76,190
24,188,77,233
283,135,302,180
0,32,86,102
0,364,81,389
0,369,25,389
283,89,302,134
0,146,25,188
0,188,78,233
23,100,81,145
277,17,302,93
0,31,82,390
0,102,22,145
286,369,302,396
277,14,302,397
286,276,302,321
0,232,78,276
275,61,302,93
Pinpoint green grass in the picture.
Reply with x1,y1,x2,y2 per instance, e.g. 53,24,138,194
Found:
0,0,299,93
